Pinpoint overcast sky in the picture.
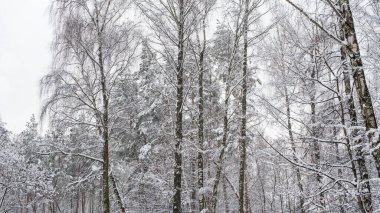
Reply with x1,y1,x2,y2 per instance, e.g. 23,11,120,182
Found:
0,0,52,133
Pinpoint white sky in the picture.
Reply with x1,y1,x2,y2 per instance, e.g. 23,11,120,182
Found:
0,0,52,133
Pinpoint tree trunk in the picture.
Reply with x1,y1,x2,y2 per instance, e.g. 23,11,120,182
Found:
339,0,380,178
223,177,229,213
198,9,207,212
211,97,229,213
336,83,368,213
256,160,266,213
337,2,373,211
284,88,305,213
309,50,324,210
239,0,249,212
173,0,185,212
97,32,110,213
110,174,126,213
342,53,372,213
82,192,86,213
333,126,347,213
76,190,80,213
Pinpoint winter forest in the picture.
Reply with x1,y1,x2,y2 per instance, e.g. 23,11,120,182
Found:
3,0,380,212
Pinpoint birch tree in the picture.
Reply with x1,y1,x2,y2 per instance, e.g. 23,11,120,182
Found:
41,1,139,212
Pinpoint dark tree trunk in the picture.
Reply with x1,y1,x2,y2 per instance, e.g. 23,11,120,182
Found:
97,33,110,213
173,0,185,212
223,177,229,213
81,192,86,213
198,9,207,212
110,174,126,213
239,0,249,212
